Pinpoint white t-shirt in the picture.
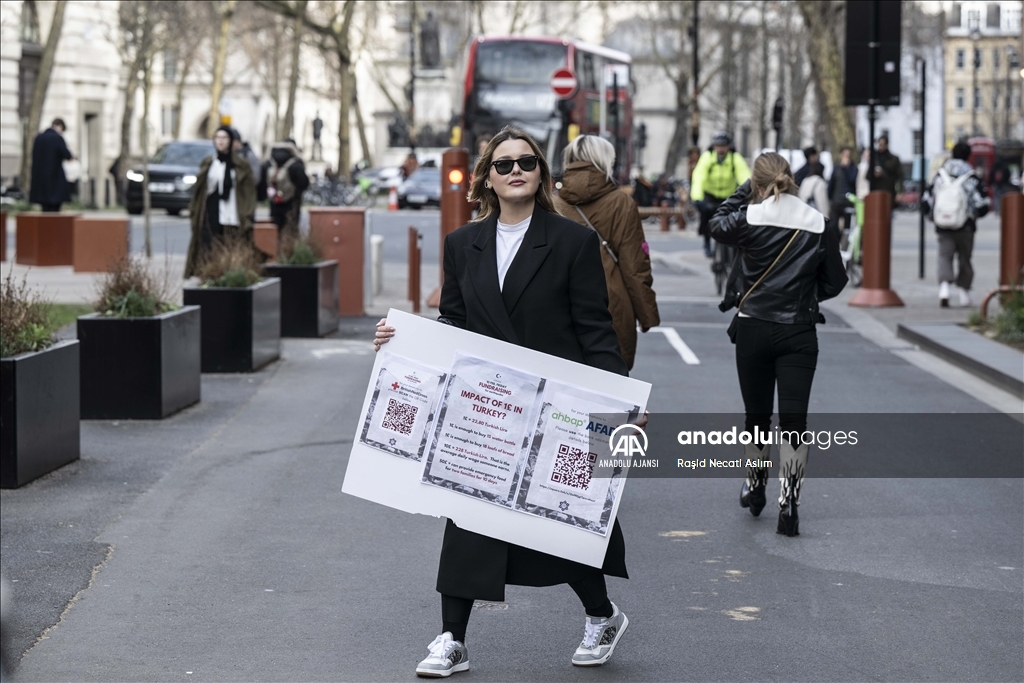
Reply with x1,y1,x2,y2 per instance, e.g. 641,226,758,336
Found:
495,215,531,291
207,158,240,227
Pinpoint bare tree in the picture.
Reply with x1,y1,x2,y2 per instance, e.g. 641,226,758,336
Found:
164,2,212,139
20,0,67,198
797,0,855,152
237,4,288,144
282,0,308,139
208,0,238,137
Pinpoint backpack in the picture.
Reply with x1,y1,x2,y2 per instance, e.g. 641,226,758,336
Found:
267,156,298,204
932,168,972,229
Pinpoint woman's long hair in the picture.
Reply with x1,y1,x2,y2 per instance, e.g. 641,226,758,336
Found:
468,126,556,222
750,152,799,204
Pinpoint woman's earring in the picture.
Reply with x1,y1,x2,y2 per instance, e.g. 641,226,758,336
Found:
484,181,490,189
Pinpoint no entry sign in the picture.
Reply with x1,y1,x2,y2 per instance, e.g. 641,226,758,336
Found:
550,68,578,99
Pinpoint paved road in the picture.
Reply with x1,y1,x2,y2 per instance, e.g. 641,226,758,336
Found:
2,258,1021,682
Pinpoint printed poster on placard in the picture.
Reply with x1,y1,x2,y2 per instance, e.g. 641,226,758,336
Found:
421,353,543,507
513,382,639,536
359,351,447,461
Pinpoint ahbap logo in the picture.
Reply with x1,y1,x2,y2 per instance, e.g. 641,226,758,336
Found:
558,501,570,511
609,424,648,458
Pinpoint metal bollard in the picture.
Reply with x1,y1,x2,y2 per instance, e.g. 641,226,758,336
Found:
999,192,1024,289
408,226,422,313
660,209,670,232
849,191,904,307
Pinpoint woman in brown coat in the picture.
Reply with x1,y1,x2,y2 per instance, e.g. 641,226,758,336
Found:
184,126,257,278
555,135,660,369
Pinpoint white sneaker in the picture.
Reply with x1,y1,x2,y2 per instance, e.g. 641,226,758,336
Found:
958,287,972,307
571,602,629,666
939,281,950,308
415,632,469,678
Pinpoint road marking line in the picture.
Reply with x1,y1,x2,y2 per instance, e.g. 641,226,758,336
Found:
651,326,700,365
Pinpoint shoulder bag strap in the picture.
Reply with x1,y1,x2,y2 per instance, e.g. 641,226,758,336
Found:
737,230,800,311
574,204,619,263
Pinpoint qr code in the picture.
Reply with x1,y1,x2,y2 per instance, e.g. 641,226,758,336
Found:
382,398,417,435
550,443,597,490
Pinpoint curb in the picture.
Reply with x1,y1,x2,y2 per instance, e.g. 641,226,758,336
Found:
897,322,1024,398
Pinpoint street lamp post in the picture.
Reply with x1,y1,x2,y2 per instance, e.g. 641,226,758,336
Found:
971,29,981,136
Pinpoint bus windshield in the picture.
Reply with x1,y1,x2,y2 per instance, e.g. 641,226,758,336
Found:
476,41,566,86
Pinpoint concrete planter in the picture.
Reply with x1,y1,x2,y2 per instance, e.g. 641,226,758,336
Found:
1,340,81,488
77,307,201,419
183,278,281,372
262,260,340,337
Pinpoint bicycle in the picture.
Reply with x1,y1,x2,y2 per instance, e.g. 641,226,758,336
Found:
711,240,735,296
839,192,863,287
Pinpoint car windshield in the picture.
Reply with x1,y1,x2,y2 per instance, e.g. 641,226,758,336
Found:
150,143,214,166
409,169,440,184
476,41,567,86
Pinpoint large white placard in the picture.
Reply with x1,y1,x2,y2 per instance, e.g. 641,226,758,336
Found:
341,309,651,567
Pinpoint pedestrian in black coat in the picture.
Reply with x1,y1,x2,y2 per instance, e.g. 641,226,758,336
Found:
374,126,636,677
29,118,72,211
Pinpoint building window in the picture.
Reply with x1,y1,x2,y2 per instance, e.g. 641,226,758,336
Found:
956,49,965,69
163,52,177,82
913,130,923,156
967,9,981,30
161,106,179,137
993,47,1000,70
974,48,982,69
956,87,965,110
1005,7,1022,32
992,86,1000,109
973,87,981,110
913,91,922,112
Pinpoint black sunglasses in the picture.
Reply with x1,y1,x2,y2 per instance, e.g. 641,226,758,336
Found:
491,155,539,175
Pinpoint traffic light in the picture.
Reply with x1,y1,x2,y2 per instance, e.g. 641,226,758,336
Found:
636,123,647,149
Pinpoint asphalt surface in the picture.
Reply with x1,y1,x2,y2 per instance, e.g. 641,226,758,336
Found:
1,212,1022,682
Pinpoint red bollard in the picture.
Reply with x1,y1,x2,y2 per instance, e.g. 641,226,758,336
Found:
849,191,904,307
408,226,421,313
1000,192,1024,287
427,148,473,308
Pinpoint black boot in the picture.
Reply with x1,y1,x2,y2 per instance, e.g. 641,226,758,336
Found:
739,443,770,517
776,441,807,537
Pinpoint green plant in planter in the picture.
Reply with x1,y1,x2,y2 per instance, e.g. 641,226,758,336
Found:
993,290,1024,348
96,256,178,317
0,271,56,357
279,233,323,266
196,235,264,287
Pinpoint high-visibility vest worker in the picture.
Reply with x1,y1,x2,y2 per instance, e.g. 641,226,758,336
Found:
690,132,751,202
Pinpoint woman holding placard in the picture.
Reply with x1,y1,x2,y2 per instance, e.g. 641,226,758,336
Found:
374,126,632,677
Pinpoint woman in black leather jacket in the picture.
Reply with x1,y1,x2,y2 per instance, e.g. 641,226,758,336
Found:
709,152,847,536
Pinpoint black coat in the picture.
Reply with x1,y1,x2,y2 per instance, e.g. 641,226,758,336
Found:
436,204,629,601
710,181,848,325
29,128,72,206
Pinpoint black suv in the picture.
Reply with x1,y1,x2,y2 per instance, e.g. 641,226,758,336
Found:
126,140,214,215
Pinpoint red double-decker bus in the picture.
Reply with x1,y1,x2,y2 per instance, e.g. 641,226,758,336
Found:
458,36,633,183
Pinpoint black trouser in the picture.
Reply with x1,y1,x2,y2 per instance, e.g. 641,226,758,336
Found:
830,201,852,237
734,317,818,435
697,197,726,251
441,571,612,643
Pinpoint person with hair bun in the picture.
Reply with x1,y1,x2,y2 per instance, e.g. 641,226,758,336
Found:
709,152,847,537
373,125,635,677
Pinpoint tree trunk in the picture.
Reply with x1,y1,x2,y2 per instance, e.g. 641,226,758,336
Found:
20,0,68,198
797,0,855,151
758,1,769,150
208,0,237,137
336,62,351,180
282,0,306,140
172,54,195,139
352,71,372,167
142,46,153,258
664,75,690,177
114,50,143,206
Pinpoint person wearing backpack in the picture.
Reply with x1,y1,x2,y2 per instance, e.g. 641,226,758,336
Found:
259,139,310,255
923,142,990,307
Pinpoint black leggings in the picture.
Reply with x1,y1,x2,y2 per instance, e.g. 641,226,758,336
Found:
734,317,818,435
441,572,612,643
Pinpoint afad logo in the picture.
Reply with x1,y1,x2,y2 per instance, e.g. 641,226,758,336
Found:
609,424,648,458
